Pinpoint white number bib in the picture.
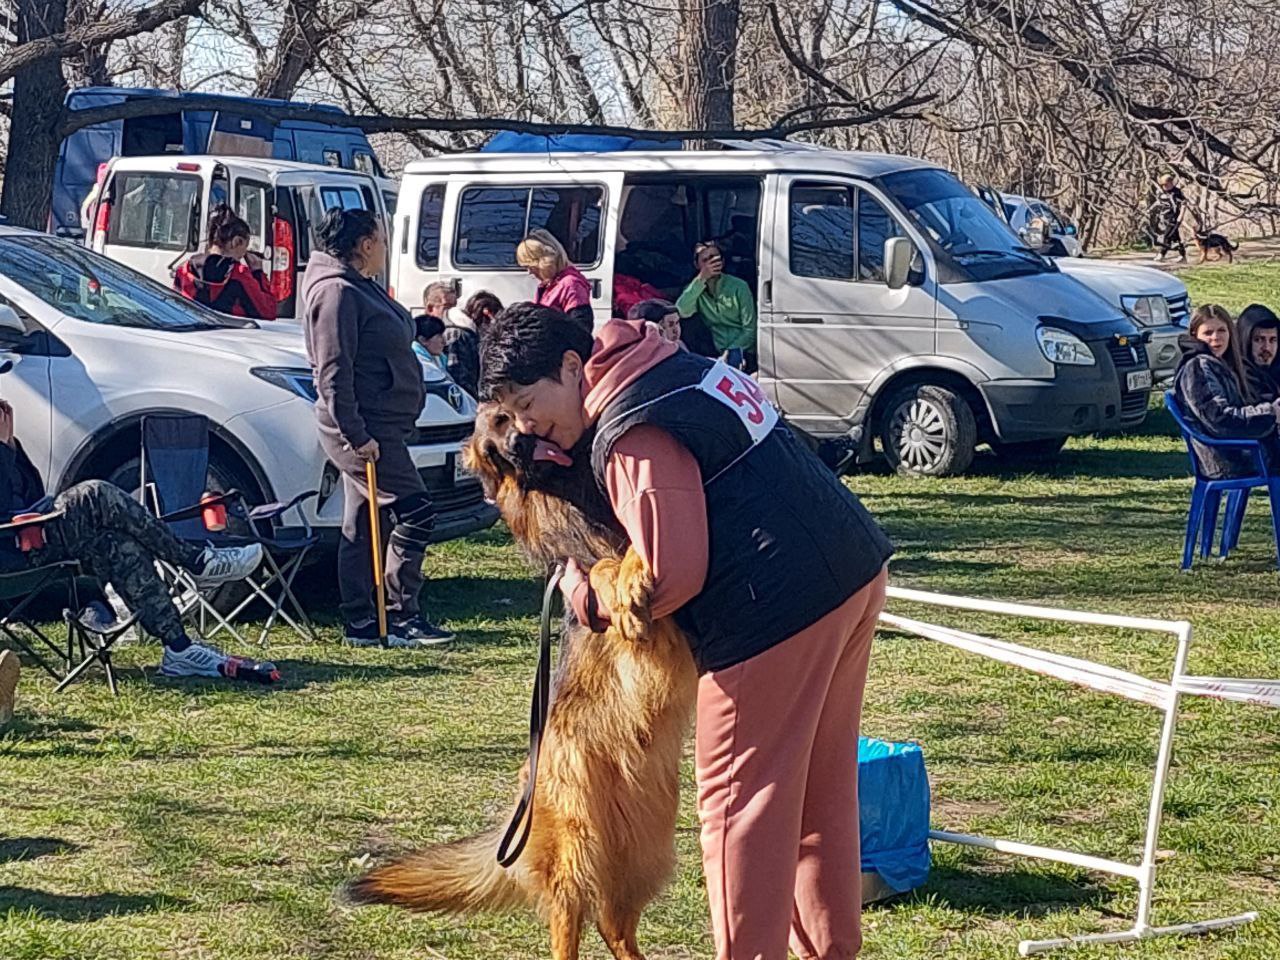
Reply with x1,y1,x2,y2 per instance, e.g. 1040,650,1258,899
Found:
696,361,779,445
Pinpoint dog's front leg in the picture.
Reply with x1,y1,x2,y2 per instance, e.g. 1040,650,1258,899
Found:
598,904,646,960
549,901,584,960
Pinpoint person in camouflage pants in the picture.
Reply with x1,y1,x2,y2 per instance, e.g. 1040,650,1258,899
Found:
0,401,280,683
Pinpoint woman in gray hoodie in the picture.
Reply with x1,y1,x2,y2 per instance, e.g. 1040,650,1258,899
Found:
302,208,453,647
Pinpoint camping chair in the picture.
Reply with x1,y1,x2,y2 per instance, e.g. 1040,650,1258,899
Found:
1164,392,1280,568
140,414,319,646
0,511,131,694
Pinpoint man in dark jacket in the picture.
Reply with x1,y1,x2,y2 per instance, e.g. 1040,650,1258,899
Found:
302,208,452,647
1236,304,1280,402
0,400,276,682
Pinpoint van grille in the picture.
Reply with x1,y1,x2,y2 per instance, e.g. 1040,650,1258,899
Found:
1168,294,1191,326
1106,337,1151,424
1106,338,1147,369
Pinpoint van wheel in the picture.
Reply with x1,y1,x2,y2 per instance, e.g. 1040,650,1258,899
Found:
989,436,1068,461
880,384,977,477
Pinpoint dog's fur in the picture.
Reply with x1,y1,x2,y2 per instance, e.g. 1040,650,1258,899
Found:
1194,231,1238,263
346,404,699,960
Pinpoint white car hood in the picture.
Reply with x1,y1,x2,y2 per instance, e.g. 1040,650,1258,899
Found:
1055,258,1188,300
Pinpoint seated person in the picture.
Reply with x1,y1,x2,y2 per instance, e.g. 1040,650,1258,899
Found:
1237,303,1280,402
517,229,594,331
413,314,447,373
675,241,757,371
627,298,685,347
0,401,279,683
1175,304,1280,478
173,206,277,320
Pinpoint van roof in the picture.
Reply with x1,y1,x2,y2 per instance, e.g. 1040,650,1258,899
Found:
106,155,377,179
402,147,939,179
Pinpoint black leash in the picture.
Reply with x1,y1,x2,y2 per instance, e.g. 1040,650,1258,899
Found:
496,563,564,867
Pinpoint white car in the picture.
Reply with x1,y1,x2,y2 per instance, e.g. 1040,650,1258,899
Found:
0,227,496,544
1000,193,1084,257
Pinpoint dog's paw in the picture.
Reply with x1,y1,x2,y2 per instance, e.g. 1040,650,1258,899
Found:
591,550,654,642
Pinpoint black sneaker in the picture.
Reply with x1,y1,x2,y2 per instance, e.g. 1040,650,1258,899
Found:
389,616,455,647
344,618,399,648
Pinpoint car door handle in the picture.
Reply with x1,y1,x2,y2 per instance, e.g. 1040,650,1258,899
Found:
591,278,602,298
0,352,21,375
789,316,825,324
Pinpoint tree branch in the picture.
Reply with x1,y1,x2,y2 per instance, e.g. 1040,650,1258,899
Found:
0,0,204,86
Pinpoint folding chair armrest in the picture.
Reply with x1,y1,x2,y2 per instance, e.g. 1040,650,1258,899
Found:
249,490,320,522
0,509,65,533
158,489,241,524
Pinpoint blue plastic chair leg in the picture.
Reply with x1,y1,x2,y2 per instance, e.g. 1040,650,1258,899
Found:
1184,483,1208,570
1269,481,1280,570
1223,489,1250,556
1201,490,1223,559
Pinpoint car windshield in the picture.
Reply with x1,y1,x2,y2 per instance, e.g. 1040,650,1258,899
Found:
880,169,1051,282
0,236,254,331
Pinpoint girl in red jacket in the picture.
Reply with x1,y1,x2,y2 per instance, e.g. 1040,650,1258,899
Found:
173,205,277,320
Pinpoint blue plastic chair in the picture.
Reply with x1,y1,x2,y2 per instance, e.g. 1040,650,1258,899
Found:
1164,391,1280,569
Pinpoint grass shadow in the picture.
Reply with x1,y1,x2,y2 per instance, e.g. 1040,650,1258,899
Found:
0,885,187,922
912,864,1115,919
0,837,77,863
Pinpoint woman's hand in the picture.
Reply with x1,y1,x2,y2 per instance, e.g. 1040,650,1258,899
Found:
559,557,589,605
354,438,380,462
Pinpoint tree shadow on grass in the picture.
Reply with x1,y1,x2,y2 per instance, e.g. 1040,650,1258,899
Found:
0,885,187,922
904,863,1116,920
0,838,77,863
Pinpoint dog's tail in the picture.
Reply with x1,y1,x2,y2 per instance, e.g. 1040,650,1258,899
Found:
343,830,527,914
1230,238,1240,250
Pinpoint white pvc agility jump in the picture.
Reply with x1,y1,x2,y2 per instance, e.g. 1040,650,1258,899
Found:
880,585,1268,956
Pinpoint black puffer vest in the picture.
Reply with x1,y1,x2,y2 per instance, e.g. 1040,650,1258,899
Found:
592,351,893,673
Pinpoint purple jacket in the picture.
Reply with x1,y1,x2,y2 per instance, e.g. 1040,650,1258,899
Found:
535,265,592,315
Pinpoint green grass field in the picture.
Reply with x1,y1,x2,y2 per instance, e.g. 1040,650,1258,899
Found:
2,266,1279,959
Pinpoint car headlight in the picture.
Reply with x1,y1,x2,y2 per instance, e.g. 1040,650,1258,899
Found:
1036,326,1096,366
1121,294,1172,327
251,366,318,403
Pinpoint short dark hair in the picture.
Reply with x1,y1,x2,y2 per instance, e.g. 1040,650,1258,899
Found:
415,314,446,341
1239,303,1280,330
465,290,504,329
626,298,677,324
315,207,380,261
207,204,251,248
479,302,594,400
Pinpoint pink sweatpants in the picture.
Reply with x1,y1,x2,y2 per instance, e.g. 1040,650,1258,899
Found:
695,566,887,960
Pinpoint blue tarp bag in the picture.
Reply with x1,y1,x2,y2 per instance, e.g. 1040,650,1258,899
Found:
859,737,931,892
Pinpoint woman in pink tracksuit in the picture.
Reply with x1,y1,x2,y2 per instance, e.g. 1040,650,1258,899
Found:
480,304,893,960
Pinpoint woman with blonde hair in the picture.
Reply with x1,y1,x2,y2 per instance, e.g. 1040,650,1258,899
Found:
516,228,593,329
1174,303,1280,477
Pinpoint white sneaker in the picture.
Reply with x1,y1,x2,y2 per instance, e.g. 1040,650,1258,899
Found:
160,641,279,683
193,543,263,588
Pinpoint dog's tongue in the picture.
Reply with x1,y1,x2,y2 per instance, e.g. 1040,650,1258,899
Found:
532,438,573,467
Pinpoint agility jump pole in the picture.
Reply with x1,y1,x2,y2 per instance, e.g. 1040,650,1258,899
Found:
880,585,1262,956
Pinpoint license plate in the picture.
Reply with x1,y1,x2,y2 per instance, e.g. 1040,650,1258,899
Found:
453,455,470,485
1127,370,1153,391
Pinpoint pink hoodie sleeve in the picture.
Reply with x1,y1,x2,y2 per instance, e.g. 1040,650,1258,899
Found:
568,424,708,624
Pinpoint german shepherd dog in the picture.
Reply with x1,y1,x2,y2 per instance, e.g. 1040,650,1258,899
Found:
1194,230,1239,263
346,404,699,960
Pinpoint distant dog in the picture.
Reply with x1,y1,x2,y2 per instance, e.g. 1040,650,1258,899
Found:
346,404,699,960
1194,231,1239,263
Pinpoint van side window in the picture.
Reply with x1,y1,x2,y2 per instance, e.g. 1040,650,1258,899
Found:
857,193,905,282
354,152,376,175
323,150,342,168
110,173,201,250
455,185,604,268
528,186,603,265
789,183,854,279
417,184,445,268
234,181,269,253
318,185,367,213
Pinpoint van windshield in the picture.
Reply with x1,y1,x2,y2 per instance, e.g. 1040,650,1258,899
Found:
0,236,254,331
879,169,1052,282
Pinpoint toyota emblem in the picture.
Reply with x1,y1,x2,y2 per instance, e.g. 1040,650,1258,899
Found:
447,385,464,411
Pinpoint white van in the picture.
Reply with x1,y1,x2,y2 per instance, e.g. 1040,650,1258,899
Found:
85,155,389,319
391,146,1153,476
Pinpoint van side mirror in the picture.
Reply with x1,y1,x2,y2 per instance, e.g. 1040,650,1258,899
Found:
1065,224,1077,236
1024,218,1048,250
884,237,914,290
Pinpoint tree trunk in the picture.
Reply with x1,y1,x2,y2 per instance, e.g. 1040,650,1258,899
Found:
254,0,315,100
1,0,69,230
680,0,739,145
